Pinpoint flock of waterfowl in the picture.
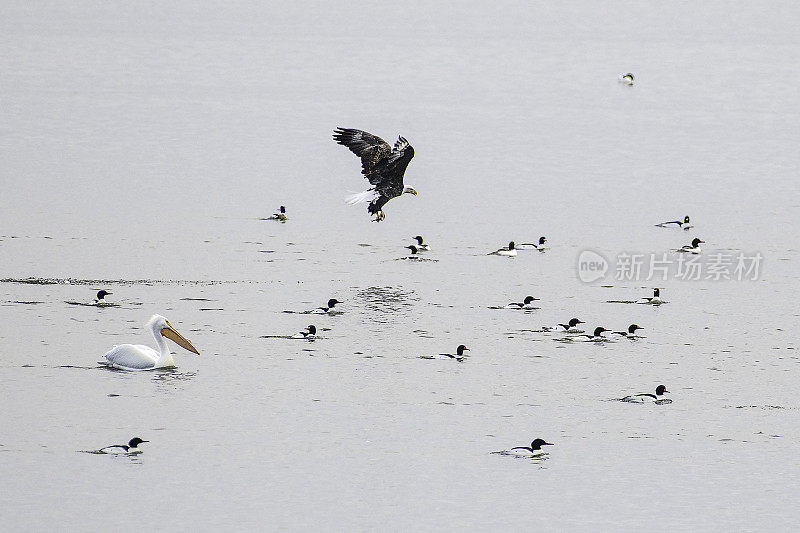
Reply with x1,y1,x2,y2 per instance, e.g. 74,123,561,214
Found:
88,81,710,456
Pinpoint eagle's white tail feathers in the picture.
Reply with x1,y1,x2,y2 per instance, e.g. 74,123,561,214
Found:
345,190,378,205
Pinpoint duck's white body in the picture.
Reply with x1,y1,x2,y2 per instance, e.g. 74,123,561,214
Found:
508,448,547,456
98,445,129,454
676,238,704,254
621,393,659,403
636,296,664,305
637,289,664,305
512,303,537,310
621,385,669,403
490,242,517,257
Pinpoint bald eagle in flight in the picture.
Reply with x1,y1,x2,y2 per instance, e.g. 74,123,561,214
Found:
333,127,417,222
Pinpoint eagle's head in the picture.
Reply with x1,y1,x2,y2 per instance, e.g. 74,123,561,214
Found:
403,186,418,196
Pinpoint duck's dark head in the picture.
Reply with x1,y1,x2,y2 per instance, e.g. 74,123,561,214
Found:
279,206,286,213
628,324,643,334
508,241,515,250
97,290,111,300
413,236,424,245
684,215,690,223
128,437,148,448
327,299,341,308
538,236,547,245
307,325,316,335
569,318,585,327
653,288,660,297
691,238,704,247
593,327,609,336
523,296,538,304
656,385,669,396
406,245,418,255
456,345,470,356
530,438,554,450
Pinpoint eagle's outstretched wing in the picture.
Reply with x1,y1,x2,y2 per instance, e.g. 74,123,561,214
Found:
378,137,415,182
333,128,392,184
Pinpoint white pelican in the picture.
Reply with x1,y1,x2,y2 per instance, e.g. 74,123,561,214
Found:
103,314,200,370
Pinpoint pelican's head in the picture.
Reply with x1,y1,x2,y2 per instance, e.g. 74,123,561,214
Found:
128,437,149,448
148,314,200,355
403,186,418,196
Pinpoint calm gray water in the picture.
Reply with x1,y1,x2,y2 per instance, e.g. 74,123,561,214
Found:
2,1,799,530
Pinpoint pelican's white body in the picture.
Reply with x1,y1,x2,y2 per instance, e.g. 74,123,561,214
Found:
104,315,175,370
